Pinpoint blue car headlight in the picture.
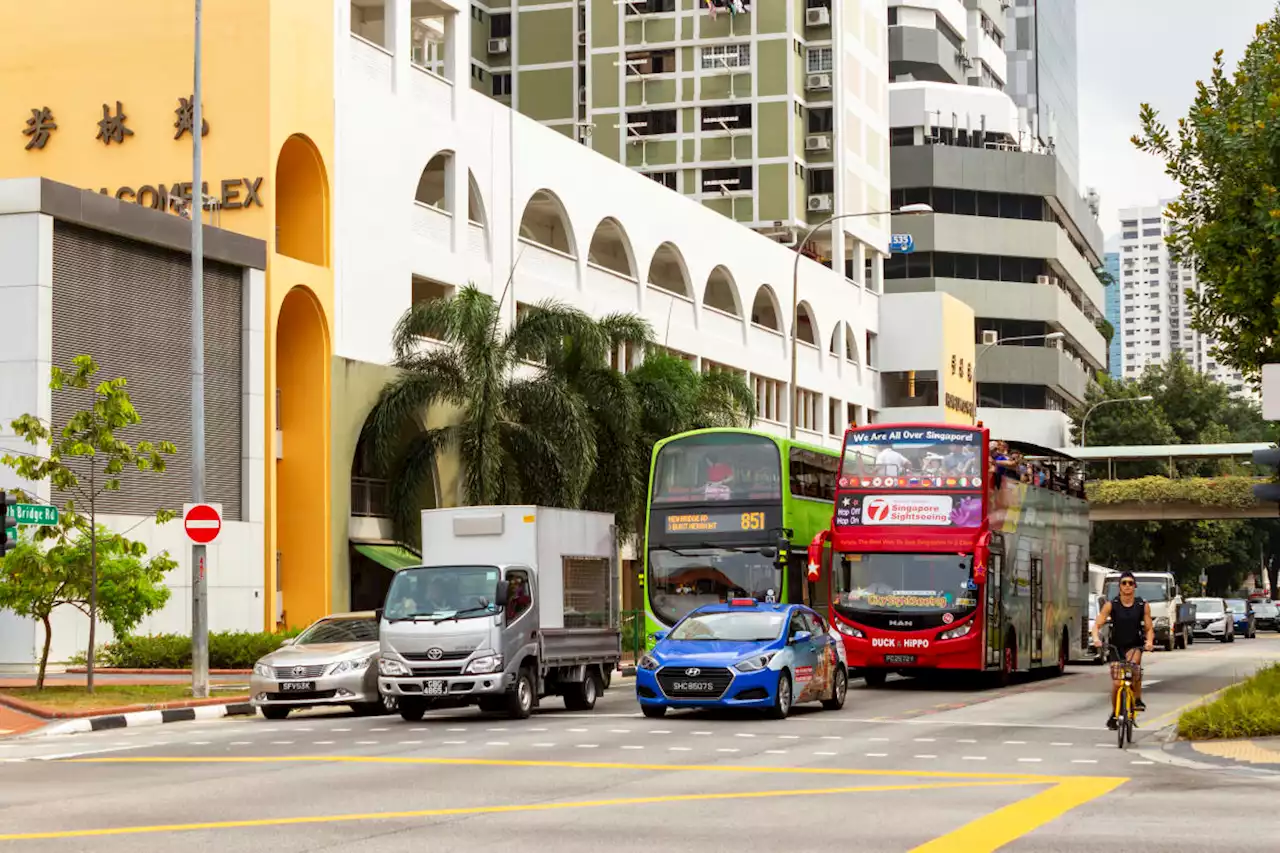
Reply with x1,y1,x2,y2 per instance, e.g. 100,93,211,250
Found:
638,653,660,671
733,651,777,673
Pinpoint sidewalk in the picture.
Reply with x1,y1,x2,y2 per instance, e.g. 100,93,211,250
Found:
1164,737,1280,772
0,704,43,737
0,672,250,729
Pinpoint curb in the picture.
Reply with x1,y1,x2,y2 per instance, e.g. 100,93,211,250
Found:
0,691,250,720
64,667,252,675
24,701,257,738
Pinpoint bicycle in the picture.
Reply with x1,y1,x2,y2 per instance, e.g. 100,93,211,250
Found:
1107,644,1142,749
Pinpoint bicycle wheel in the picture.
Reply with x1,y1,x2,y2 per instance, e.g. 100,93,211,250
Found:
1116,690,1129,749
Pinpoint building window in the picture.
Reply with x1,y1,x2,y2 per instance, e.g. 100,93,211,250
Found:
490,13,511,38
701,43,751,70
645,171,677,190
492,73,512,97
806,47,833,73
626,109,678,136
828,398,843,437
976,383,1066,411
807,168,834,195
625,0,676,13
865,332,878,369
808,107,834,134
702,166,753,193
753,376,784,423
701,103,752,132
793,389,821,434
888,7,898,25
627,49,676,75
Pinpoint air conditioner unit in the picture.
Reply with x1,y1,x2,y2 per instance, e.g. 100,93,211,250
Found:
805,7,831,27
577,31,588,47
804,134,831,152
957,49,973,70
981,330,999,346
807,193,833,213
488,37,509,55
1048,276,1060,287
1035,275,1051,285
806,73,832,91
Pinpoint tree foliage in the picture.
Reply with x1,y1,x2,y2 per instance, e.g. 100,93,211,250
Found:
1133,11,1280,377
0,525,175,688
1,355,177,690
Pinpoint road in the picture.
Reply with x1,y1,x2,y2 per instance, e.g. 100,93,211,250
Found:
1,635,1277,852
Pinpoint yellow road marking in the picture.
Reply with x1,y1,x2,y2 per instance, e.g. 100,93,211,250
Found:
1143,684,1233,732
0,781,1031,842
62,754,1065,782
908,776,1127,853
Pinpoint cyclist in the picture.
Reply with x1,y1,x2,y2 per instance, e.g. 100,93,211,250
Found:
1091,570,1154,730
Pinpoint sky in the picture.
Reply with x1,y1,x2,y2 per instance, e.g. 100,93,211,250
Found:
1077,0,1279,246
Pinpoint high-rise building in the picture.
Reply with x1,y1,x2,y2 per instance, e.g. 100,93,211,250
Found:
464,0,893,291
1004,0,1080,187
1116,205,1255,398
883,0,1106,447
1104,251,1121,379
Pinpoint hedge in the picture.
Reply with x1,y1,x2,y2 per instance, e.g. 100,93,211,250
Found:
75,629,303,670
1086,476,1263,509
1178,663,1280,740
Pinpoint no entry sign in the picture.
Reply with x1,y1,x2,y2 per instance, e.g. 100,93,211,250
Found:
183,503,223,545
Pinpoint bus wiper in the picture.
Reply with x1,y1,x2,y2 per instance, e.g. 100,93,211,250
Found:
660,543,762,556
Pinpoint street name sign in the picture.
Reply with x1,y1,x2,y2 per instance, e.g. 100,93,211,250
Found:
13,504,58,526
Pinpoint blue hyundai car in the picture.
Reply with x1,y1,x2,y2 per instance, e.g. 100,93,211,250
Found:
635,599,848,719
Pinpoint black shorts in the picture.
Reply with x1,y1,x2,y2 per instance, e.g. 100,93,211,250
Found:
1115,645,1144,663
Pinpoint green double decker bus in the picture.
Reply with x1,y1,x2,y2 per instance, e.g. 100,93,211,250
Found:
642,428,841,638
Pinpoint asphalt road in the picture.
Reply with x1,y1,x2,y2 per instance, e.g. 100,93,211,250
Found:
2,635,1278,852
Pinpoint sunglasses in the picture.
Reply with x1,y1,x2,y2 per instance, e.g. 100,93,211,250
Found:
1120,580,1136,587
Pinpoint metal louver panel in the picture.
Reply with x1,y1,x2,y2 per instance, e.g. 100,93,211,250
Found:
50,222,243,520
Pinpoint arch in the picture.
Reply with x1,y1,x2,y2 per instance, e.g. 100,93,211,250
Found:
414,149,452,211
703,265,742,316
467,170,487,227
750,285,782,331
275,133,330,266
646,242,692,298
829,320,843,356
587,217,637,279
795,301,819,346
518,188,576,256
275,285,331,629
845,325,861,366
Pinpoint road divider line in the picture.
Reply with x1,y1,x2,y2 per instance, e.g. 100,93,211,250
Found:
0,781,1040,843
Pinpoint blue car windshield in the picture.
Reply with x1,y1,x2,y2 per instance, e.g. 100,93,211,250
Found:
668,611,787,642
1227,600,1247,614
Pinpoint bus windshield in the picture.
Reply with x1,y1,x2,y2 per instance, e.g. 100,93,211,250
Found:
648,547,780,625
841,427,983,487
652,433,782,504
834,553,978,616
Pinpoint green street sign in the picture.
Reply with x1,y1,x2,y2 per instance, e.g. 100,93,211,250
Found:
13,504,58,526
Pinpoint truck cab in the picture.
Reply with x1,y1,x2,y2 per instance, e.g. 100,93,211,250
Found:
1101,570,1191,651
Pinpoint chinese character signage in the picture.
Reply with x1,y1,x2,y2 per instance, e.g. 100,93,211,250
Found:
23,107,56,150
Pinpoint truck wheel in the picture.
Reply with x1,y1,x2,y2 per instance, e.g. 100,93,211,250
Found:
641,704,667,718
260,705,291,720
506,668,534,720
601,667,612,690
863,669,888,688
1164,631,1175,652
398,700,427,722
1187,628,1193,645
767,671,793,719
821,666,848,710
564,670,600,712
1174,629,1185,650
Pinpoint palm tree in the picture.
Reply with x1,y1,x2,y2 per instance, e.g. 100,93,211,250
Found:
366,285,600,544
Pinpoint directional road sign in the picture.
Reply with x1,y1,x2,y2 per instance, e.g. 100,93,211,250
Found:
889,233,915,254
12,504,58,526
183,503,223,545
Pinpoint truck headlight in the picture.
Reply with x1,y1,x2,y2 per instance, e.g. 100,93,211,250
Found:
463,653,504,675
330,655,374,675
638,653,660,671
835,621,864,638
253,662,273,678
1153,617,1169,629
734,652,778,673
938,622,973,641
378,657,411,676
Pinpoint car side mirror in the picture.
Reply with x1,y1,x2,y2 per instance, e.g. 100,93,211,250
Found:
495,581,510,609
649,630,669,643
375,607,384,622
278,637,295,647
792,630,812,645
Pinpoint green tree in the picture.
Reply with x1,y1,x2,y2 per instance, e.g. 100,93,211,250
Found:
1133,11,1280,377
1,356,176,692
0,525,175,688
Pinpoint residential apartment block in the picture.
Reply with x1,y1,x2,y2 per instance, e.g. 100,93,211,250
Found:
1116,205,1254,398
1104,251,1120,379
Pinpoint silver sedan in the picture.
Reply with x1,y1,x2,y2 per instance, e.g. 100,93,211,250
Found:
250,611,390,719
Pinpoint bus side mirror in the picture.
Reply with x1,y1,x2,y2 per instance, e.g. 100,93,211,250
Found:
495,581,510,608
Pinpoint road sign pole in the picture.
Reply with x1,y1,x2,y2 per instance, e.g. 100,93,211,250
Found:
191,0,209,700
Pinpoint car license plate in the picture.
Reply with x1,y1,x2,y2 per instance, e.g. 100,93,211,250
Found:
672,681,716,692
424,680,447,696
883,654,916,665
280,680,315,692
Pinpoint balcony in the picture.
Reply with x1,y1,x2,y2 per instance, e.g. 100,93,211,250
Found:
351,33,393,88
411,202,451,245
978,344,1089,406
585,263,640,313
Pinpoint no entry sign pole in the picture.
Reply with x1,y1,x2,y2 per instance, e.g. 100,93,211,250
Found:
184,504,220,697
190,0,209,700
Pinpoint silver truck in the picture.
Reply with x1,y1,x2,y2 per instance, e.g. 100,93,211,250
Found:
376,506,621,721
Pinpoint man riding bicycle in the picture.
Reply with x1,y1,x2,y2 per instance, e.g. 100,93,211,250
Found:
1091,570,1154,730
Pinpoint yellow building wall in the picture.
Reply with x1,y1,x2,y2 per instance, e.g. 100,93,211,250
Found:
938,293,977,425
0,0,336,631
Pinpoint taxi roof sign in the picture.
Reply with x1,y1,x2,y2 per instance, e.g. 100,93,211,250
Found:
729,598,756,606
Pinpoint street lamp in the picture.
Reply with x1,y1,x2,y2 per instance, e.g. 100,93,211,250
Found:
971,332,1066,424
1079,395,1154,447
788,203,933,438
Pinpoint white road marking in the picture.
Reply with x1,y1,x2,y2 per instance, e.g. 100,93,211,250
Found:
229,741,252,746
844,718,1101,732
568,728,589,733
369,728,389,732
292,727,314,732
765,750,788,755
443,740,466,745
716,748,739,753
820,735,841,740
486,727,508,732
1003,740,1026,745
669,746,692,752
270,741,295,746
815,751,837,756
865,753,888,758
962,756,987,761
610,729,632,734
447,728,466,732
398,740,422,745
576,744,599,749
410,728,430,732
1131,760,1155,765
529,727,548,732
692,731,712,736
330,728,352,732
1017,758,1043,763
1095,744,1114,749
1051,742,1073,747
532,743,555,748
1145,679,1162,686
190,741,211,746
869,737,890,742
650,730,671,735
621,745,644,750
485,741,509,746
1072,759,1099,764
913,738,936,743
355,741,378,746
914,754,937,759
313,741,335,745
735,733,756,738
957,739,978,744
778,735,800,740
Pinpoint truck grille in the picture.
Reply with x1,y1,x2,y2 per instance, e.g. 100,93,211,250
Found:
655,666,733,699
401,650,473,661
411,666,464,677
272,664,328,679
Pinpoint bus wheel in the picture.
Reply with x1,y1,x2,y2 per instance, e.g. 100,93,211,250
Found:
1056,630,1068,676
863,669,888,688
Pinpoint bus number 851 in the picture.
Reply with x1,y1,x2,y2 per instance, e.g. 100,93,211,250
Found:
740,511,765,531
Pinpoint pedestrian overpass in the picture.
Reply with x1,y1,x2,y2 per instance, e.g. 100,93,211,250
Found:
1057,442,1277,521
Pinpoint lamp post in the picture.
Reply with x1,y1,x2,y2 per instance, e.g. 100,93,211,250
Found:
1079,395,1154,447
971,332,1065,424
788,203,932,439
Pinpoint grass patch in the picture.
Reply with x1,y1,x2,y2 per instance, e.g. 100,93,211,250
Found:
1177,663,1280,740
1,684,247,713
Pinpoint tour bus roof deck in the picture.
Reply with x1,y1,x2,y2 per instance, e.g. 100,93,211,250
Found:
1003,439,1081,463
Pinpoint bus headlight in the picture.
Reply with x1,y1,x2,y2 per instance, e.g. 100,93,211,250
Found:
835,621,864,638
938,622,973,641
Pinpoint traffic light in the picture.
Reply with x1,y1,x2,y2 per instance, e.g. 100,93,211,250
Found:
0,490,15,557
1252,447,1280,504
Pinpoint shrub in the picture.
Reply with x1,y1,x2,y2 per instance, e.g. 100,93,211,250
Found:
1087,476,1262,509
1177,663,1280,740
87,629,303,670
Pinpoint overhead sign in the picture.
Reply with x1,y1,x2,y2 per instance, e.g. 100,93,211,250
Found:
12,504,58,526
183,503,223,545
889,233,915,254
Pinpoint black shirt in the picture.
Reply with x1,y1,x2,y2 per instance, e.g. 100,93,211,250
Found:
1111,596,1146,649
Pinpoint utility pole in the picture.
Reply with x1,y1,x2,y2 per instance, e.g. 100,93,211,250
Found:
190,0,209,699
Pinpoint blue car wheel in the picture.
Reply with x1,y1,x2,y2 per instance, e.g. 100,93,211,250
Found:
767,671,792,720
642,703,667,719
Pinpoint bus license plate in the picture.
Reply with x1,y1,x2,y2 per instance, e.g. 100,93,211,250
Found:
424,680,448,696
883,654,916,665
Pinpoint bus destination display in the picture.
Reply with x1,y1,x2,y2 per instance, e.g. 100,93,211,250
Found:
664,511,767,534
